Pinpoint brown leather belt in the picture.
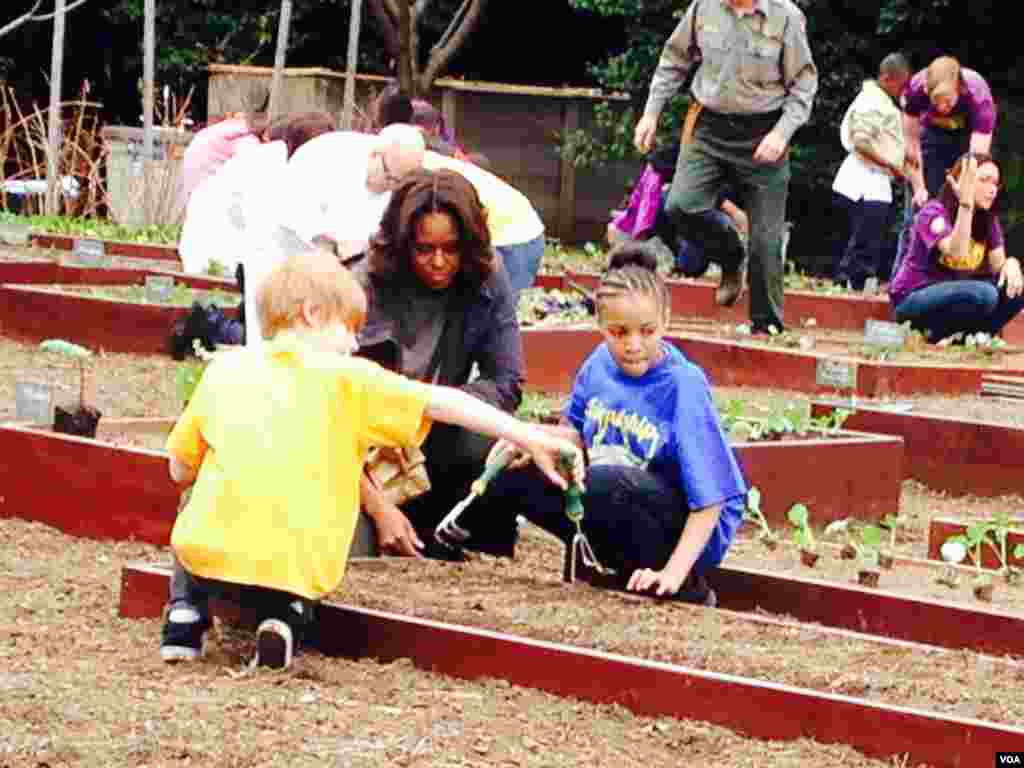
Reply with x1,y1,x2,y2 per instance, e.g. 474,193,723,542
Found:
681,100,704,145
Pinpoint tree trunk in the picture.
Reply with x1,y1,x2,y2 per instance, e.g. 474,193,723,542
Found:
418,0,487,93
269,0,293,122
397,0,414,96
342,0,364,129
46,0,66,215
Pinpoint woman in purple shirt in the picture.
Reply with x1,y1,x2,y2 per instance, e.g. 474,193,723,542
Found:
889,153,1024,342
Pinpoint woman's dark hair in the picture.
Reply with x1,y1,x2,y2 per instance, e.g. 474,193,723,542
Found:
596,240,670,323
939,152,1001,245
374,83,414,129
368,169,494,291
262,111,337,157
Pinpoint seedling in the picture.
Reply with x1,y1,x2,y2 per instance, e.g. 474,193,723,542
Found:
946,523,1001,601
743,487,778,550
855,525,884,587
823,518,858,560
39,339,102,437
787,503,819,566
936,539,966,589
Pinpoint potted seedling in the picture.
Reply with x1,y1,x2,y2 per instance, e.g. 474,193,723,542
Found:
40,339,101,438
824,518,858,560
946,524,998,602
744,487,778,551
856,525,884,587
937,539,966,589
787,503,818,567
878,512,907,569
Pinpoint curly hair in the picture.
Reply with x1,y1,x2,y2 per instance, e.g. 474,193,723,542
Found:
367,169,494,291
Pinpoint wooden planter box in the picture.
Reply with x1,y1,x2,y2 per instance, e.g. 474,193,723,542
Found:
928,517,1024,571
0,418,178,546
734,430,902,525
0,260,237,293
31,232,181,265
0,283,238,355
811,401,1024,498
564,269,1024,344
118,561,1024,768
522,327,1024,399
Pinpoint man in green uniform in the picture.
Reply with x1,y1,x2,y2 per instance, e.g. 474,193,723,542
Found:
635,0,817,332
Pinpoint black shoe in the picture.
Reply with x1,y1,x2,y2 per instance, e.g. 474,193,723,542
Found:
750,322,785,336
671,573,717,607
160,606,211,663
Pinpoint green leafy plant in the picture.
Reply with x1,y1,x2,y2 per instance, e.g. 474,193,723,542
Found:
744,487,777,549
787,503,815,553
856,525,884,569
718,399,850,443
39,339,93,409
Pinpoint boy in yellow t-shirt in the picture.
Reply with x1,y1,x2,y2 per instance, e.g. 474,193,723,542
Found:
162,246,580,669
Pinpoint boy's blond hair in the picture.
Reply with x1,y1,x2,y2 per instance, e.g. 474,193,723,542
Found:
257,246,367,339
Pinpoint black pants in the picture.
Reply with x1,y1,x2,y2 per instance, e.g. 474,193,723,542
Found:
833,193,891,289
401,423,520,557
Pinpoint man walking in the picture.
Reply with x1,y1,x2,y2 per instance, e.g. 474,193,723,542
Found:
634,0,817,332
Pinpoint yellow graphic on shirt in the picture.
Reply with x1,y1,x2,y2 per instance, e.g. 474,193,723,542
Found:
585,398,663,468
931,114,967,131
939,238,988,271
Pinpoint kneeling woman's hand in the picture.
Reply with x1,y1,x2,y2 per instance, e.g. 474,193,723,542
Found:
999,256,1023,299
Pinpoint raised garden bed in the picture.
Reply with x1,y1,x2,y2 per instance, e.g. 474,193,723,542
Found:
120,559,1024,768
0,282,238,355
811,400,1024,498
31,232,181,265
0,417,178,546
521,326,1024,398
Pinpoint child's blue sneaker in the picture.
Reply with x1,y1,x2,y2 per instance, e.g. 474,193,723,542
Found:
160,606,211,662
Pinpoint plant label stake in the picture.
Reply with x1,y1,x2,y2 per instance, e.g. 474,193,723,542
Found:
864,319,908,349
15,381,53,424
816,358,857,409
145,275,175,304
72,238,105,266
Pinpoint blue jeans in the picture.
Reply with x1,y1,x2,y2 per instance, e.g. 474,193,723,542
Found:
894,280,1024,342
497,234,545,296
474,463,740,576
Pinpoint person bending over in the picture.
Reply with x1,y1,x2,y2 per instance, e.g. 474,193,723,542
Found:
161,246,580,669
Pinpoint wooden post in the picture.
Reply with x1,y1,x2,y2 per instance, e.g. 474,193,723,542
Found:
341,0,363,129
142,0,155,160
558,100,579,242
45,0,67,215
268,0,293,122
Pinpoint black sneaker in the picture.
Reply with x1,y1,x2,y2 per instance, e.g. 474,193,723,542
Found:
160,606,211,663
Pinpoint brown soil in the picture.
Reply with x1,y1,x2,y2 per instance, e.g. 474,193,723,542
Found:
1,517,906,768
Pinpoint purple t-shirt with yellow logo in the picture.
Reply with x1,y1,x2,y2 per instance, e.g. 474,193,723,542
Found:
889,200,1003,306
902,68,996,135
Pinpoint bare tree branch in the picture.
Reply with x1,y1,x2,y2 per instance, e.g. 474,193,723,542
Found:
0,0,91,38
420,0,486,90
30,0,90,22
0,0,44,39
365,0,400,61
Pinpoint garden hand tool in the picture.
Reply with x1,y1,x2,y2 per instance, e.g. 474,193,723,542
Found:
561,451,616,582
434,441,520,550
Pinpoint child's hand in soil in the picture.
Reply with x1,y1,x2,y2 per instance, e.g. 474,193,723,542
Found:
626,566,687,597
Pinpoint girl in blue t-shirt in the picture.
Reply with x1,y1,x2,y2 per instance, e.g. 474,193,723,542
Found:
470,244,748,604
